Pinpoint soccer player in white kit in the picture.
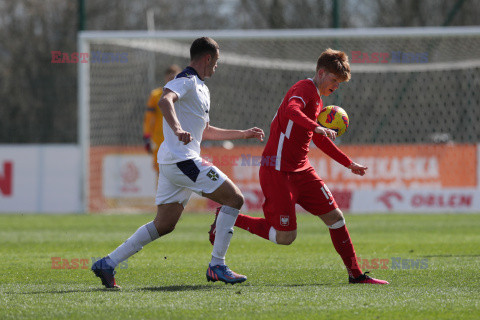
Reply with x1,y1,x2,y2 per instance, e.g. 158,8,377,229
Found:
92,37,265,288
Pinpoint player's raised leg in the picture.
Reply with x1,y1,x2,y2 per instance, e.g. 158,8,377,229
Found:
209,211,298,245
203,179,247,284
209,208,276,244
209,166,296,246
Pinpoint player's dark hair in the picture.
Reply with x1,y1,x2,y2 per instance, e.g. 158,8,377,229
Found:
190,37,219,61
317,48,351,82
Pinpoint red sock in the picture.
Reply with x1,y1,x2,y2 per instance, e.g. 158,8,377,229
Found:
329,225,363,278
235,214,271,240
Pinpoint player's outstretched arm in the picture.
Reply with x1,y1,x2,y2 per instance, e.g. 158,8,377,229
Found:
312,134,351,167
202,123,264,142
242,127,264,141
158,89,192,145
313,134,368,176
347,162,368,176
314,126,337,140
284,98,336,141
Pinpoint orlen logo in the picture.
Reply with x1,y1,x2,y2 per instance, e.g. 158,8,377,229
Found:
0,161,13,196
377,191,403,210
377,190,473,210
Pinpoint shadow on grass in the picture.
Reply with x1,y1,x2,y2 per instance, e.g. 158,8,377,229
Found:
139,282,334,292
4,288,116,295
3,282,336,295
267,282,334,287
139,284,224,292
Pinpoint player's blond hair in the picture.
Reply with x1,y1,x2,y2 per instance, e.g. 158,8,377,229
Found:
316,48,351,82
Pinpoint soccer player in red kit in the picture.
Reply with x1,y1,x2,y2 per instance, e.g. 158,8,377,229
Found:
209,48,388,284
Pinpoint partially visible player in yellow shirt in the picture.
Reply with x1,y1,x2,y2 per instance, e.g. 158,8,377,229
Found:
143,64,182,173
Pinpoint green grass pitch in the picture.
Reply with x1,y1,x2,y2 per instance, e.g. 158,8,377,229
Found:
0,212,479,319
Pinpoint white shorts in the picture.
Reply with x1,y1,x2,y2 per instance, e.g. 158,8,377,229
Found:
155,157,228,207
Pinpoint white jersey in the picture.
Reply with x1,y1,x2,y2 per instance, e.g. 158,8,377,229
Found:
157,67,210,164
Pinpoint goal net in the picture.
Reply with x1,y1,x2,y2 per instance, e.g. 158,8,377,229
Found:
78,27,480,213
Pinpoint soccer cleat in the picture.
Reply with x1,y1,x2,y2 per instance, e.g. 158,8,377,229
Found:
349,272,389,284
91,257,121,289
208,207,221,245
206,264,247,285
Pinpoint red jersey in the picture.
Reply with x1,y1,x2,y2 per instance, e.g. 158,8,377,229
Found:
263,78,352,172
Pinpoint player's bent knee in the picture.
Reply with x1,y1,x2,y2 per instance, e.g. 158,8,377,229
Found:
203,180,244,209
153,218,177,236
232,193,244,209
320,208,345,226
276,231,297,245
156,224,175,236
227,181,244,208
223,192,244,209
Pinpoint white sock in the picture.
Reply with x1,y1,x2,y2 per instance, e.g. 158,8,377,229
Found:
107,221,159,268
268,227,277,244
210,256,225,266
210,205,239,266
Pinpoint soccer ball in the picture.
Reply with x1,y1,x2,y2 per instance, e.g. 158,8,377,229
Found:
317,105,349,137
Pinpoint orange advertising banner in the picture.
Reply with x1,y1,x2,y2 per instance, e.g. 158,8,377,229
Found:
89,144,477,212
202,143,477,190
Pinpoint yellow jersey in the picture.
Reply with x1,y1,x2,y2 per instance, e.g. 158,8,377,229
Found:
143,87,164,150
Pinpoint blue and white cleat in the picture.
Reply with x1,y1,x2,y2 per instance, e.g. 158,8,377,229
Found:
91,257,121,289
206,264,247,285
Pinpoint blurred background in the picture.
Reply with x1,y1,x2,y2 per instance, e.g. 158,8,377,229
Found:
0,0,479,213
1,0,479,144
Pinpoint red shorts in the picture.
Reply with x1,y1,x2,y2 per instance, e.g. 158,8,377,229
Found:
259,165,337,231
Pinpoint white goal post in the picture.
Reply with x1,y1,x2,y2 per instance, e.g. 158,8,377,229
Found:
78,27,480,213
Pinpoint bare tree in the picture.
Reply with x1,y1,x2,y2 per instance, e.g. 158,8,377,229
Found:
0,0,77,143
0,0,478,143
